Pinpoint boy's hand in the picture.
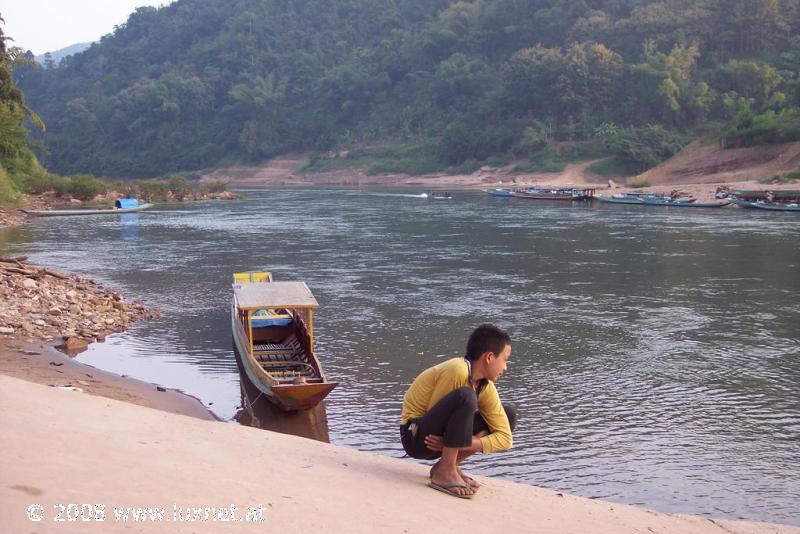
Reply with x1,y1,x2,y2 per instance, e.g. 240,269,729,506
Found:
424,434,444,451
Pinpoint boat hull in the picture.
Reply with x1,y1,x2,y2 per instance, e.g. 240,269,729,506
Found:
749,202,800,212
643,198,730,208
231,305,336,411
22,204,154,217
594,195,644,205
512,193,588,200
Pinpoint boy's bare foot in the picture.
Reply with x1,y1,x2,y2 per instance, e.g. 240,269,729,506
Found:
430,461,480,489
429,467,476,497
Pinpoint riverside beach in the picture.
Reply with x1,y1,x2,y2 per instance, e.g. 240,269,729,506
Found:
2,373,799,534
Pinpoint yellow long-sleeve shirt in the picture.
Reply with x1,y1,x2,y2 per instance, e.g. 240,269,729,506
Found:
401,357,512,453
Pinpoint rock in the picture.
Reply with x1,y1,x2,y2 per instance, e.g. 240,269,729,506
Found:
22,278,37,289
0,327,14,334
104,318,115,325
21,321,36,333
58,336,89,352
33,319,46,327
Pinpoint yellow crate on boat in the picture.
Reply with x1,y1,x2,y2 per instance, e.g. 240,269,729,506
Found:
233,271,272,283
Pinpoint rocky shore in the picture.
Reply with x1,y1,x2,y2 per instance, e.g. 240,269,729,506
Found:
0,257,158,355
0,205,24,228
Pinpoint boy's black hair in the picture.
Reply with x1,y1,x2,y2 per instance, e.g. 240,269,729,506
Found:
464,324,511,362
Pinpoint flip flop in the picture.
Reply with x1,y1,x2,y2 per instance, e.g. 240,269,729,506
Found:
460,475,480,488
429,469,480,489
428,481,475,499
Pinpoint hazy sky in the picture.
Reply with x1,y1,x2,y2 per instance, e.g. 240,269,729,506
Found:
0,0,175,55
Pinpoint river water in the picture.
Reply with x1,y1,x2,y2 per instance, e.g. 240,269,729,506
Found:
2,189,798,524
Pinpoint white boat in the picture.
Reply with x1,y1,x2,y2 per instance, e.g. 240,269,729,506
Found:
22,200,153,217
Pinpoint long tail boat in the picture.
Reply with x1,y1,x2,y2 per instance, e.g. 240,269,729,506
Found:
727,190,800,202
642,196,731,208
231,271,337,411
732,199,800,212
512,186,595,201
593,193,646,205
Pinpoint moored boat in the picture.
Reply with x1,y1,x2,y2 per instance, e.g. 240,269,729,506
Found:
22,198,153,217
231,271,337,411
512,186,594,201
484,188,513,197
593,193,645,205
733,200,800,212
643,196,730,208
727,190,800,202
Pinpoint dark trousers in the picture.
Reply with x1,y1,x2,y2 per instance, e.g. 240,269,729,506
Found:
400,386,517,460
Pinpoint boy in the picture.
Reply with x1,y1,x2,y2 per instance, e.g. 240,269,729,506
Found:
400,324,516,498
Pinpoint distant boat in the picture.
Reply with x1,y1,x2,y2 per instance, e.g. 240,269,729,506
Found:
749,202,800,212
728,190,800,202
512,187,594,201
733,199,800,212
642,196,730,208
593,193,645,205
231,271,337,411
22,198,153,217
426,192,453,200
484,188,513,197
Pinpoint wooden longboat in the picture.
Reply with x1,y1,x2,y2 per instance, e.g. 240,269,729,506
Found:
512,187,595,201
642,196,731,208
593,194,645,205
231,272,337,411
729,190,800,202
737,200,800,212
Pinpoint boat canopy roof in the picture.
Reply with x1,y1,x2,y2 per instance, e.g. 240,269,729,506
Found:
233,281,319,311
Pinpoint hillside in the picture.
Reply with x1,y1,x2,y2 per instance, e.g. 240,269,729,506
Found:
12,0,800,179
639,140,800,185
34,42,92,65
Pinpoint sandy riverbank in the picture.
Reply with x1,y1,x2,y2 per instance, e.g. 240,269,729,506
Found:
2,374,797,534
0,339,214,420
199,153,799,203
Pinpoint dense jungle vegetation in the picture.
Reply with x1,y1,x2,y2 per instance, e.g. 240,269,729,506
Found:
9,0,800,179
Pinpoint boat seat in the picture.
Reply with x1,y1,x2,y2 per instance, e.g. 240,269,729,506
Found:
253,335,301,355
253,342,294,354
259,361,315,377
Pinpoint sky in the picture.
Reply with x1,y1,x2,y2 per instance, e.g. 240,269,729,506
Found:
0,0,175,56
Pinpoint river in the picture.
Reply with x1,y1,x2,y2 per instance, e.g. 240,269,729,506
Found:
2,188,798,524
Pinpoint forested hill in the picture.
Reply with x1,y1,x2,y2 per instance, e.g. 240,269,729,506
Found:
13,0,800,178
